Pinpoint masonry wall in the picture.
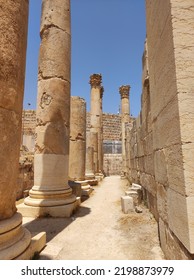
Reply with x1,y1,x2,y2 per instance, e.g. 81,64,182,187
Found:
20,110,123,187
129,0,194,259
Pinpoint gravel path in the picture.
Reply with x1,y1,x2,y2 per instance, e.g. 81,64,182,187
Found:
23,176,164,260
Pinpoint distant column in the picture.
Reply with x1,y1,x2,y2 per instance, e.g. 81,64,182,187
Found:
87,131,98,174
119,85,130,177
23,0,76,217
100,86,104,175
85,133,98,186
85,147,95,179
0,0,32,259
89,74,104,180
69,96,92,197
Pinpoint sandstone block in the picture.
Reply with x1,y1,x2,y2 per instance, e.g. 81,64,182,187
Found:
156,183,168,223
168,188,194,253
154,149,168,186
140,173,156,196
121,196,134,214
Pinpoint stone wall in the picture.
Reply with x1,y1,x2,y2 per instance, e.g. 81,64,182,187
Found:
22,110,36,135
20,110,124,190
23,111,122,143
86,112,122,141
129,0,194,259
103,154,122,176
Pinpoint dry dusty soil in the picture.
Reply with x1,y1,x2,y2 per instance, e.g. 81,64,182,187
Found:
23,176,165,260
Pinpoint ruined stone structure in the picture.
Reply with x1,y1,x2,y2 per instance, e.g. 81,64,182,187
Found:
69,96,92,196
128,0,194,259
0,0,45,260
2,0,194,261
21,0,76,217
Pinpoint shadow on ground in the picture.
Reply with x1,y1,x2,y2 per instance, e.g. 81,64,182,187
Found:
24,205,91,244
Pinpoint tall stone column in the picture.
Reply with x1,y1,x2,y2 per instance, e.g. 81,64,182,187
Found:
23,0,76,217
69,96,92,197
100,86,104,175
89,74,104,180
0,0,32,259
119,85,130,177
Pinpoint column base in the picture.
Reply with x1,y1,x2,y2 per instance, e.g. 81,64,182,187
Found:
85,174,98,186
75,180,93,197
95,173,104,182
87,178,98,186
17,199,77,218
0,212,46,260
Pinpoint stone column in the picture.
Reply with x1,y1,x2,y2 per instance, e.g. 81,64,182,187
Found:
87,131,98,175
100,86,104,175
0,0,32,259
69,96,92,197
23,0,76,217
85,134,98,186
89,74,104,180
119,85,130,178
85,147,95,179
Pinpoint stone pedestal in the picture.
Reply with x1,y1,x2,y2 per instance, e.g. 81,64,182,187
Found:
0,0,45,259
89,74,104,178
21,0,76,217
69,96,92,197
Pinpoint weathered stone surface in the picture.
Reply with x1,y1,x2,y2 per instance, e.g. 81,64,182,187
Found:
85,146,95,178
154,149,168,186
0,0,29,219
39,1,71,83
156,183,167,223
152,96,181,150
69,97,86,181
146,0,178,121
40,0,71,35
36,79,70,155
159,218,193,260
168,188,194,253
24,0,76,216
140,173,156,196
121,196,134,214
165,143,194,196
87,131,98,173
89,74,103,173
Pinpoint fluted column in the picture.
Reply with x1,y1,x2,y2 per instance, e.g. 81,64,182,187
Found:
24,0,76,217
89,74,104,180
0,0,32,259
69,96,92,196
119,85,130,177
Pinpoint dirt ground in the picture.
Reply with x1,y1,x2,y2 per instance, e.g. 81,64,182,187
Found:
23,176,165,260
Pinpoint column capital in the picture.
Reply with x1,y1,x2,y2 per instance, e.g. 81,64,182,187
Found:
100,86,104,99
119,85,130,99
89,73,102,88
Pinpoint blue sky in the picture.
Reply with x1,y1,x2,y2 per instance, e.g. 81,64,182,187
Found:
24,0,146,117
